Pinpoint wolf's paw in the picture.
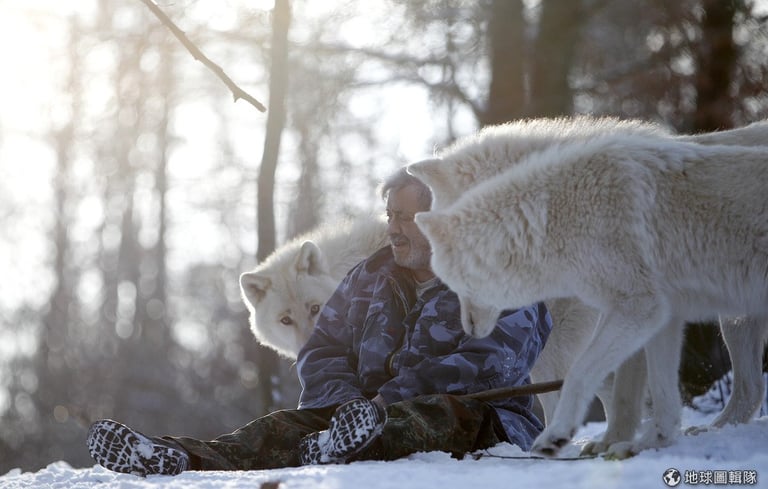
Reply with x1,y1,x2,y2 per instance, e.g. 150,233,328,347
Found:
603,441,639,460
580,440,609,457
602,426,677,458
531,428,575,457
637,425,678,450
581,427,637,457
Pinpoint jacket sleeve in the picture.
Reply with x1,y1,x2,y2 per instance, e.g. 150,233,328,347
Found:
377,290,551,405
295,266,366,410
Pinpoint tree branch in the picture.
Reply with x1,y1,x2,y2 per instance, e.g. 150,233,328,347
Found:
138,0,267,112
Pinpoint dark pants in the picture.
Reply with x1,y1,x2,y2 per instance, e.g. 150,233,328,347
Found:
165,394,506,471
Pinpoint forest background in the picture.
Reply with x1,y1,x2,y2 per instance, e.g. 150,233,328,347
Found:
1,0,767,473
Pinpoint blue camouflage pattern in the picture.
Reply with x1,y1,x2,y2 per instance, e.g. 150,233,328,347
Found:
296,246,552,450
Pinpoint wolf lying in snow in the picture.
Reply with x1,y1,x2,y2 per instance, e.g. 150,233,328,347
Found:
240,217,388,358
413,121,768,456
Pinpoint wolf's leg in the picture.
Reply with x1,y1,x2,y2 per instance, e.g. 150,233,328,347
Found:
606,320,683,458
581,349,646,455
532,305,665,457
531,298,598,425
530,372,561,426
710,315,767,428
529,320,564,425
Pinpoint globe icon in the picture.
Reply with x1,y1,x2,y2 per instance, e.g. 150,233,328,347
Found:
663,468,682,487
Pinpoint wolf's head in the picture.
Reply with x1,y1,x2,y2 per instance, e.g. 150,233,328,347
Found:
240,241,339,359
415,177,548,338
414,209,504,338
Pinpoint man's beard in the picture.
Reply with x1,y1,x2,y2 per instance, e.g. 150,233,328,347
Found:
391,236,431,271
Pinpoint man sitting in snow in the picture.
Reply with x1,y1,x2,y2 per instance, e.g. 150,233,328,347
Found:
86,167,551,476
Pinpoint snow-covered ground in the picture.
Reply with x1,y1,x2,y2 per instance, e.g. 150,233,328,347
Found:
2,408,766,489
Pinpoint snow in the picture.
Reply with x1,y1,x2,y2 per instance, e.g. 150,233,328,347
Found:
2,409,767,489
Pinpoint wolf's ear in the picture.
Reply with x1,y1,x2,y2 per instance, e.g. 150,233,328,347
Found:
406,158,443,186
408,158,461,209
407,158,444,185
240,272,271,306
414,211,454,244
296,240,328,276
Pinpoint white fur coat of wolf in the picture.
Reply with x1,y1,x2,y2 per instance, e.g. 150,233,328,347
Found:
240,217,388,358
409,118,768,456
413,122,768,457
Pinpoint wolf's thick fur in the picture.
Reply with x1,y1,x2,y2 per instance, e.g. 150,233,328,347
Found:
412,116,667,210
240,217,388,358
415,127,768,456
410,116,768,207
409,117,666,435
409,118,768,454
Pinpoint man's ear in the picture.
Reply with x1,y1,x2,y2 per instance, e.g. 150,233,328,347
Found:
295,240,328,276
240,272,271,307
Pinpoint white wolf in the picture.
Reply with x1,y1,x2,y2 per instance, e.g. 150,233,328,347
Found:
410,117,664,438
409,117,768,454
239,217,388,359
413,127,768,457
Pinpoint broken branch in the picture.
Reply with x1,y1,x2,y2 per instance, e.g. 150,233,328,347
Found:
138,0,267,112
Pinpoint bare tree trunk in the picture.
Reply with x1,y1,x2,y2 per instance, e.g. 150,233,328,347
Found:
692,0,739,131
481,0,526,126
254,0,292,413
257,0,291,262
529,0,584,117
140,33,173,349
288,120,320,238
33,15,83,466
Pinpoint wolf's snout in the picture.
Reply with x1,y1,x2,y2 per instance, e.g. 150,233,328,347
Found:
466,312,476,335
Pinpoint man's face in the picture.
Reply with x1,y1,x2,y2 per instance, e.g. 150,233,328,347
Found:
386,184,433,278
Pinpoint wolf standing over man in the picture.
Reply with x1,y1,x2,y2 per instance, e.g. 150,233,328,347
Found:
85,167,552,476
413,121,768,457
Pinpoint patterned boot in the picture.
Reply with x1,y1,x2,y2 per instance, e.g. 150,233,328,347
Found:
86,419,190,476
299,398,387,465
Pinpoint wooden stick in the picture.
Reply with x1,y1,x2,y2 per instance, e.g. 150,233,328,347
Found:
462,379,564,402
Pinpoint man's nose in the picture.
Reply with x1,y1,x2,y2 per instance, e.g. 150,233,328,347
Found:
387,218,402,234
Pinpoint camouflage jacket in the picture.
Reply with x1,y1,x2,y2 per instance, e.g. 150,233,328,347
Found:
296,246,552,450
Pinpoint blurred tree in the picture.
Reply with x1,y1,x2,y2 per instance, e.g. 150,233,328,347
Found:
482,0,526,125
528,0,585,117
257,0,291,264
254,0,292,413
31,15,84,468
692,0,740,131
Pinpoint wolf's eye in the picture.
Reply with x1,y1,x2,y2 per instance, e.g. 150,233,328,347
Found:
310,304,321,316
280,316,294,326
